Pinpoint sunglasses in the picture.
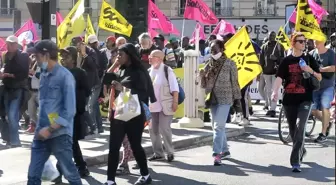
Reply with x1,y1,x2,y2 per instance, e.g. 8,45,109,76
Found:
295,40,306,44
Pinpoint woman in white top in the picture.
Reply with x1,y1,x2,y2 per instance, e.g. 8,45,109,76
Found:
148,50,179,162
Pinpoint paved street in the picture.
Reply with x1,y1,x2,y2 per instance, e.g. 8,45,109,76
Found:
1,105,335,185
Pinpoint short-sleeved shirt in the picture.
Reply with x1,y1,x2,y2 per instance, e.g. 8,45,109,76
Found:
276,54,320,106
310,49,335,89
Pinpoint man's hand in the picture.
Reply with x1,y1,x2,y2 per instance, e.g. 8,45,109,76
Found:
271,91,278,102
172,101,178,112
38,127,51,140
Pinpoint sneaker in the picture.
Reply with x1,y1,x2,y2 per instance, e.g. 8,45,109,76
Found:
314,133,327,143
148,154,164,161
98,129,104,134
132,164,140,169
263,106,269,111
326,122,332,137
221,151,231,160
292,165,301,173
134,175,152,185
238,118,250,126
167,154,174,162
78,166,90,178
116,164,130,176
25,124,35,133
213,155,222,166
232,113,241,124
249,107,254,116
103,182,117,185
300,148,307,162
52,175,62,184
268,110,276,118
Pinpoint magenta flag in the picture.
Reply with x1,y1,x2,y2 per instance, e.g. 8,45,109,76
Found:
0,38,6,51
164,15,180,36
56,12,64,26
148,0,171,34
15,19,39,50
183,0,218,25
211,20,236,36
190,23,206,43
289,0,328,24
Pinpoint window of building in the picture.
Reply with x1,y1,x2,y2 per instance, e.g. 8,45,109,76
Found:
179,0,186,16
214,0,233,16
256,0,276,16
0,0,14,16
72,0,90,7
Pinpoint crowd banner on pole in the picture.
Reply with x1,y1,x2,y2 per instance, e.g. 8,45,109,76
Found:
98,0,133,37
148,0,170,33
295,0,326,42
211,20,236,36
85,15,96,43
190,23,205,43
289,0,328,24
276,26,291,51
183,0,218,25
163,15,180,36
224,26,262,89
15,19,39,50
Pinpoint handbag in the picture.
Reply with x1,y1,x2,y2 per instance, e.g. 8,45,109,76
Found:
114,87,141,122
204,62,224,109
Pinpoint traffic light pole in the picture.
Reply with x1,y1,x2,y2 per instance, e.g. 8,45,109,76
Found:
41,0,57,42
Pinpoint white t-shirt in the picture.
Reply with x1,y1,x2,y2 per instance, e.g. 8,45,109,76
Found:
149,63,179,112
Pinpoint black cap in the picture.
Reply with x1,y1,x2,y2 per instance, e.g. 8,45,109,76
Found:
27,40,58,54
153,34,165,41
71,36,83,46
60,46,78,61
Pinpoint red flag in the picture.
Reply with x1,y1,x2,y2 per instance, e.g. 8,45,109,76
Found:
56,12,64,26
184,0,218,25
190,23,206,43
211,20,236,36
15,19,39,50
148,0,170,32
0,38,6,51
164,15,180,36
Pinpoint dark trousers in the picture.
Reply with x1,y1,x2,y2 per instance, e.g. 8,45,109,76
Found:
240,85,250,119
283,101,312,166
73,138,86,170
107,112,149,181
72,113,87,170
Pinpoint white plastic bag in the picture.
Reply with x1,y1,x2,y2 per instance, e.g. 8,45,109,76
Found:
114,88,141,122
41,159,60,181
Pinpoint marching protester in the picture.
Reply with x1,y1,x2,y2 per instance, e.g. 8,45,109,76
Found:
310,40,335,143
153,34,177,68
26,40,82,184
60,46,91,178
259,31,285,117
147,50,179,162
169,37,184,68
326,32,335,52
103,43,156,185
272,32,322,173
200,40,241,166
0,35,30,148
138,32,157,69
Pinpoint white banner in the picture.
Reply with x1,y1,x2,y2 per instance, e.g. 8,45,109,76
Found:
249,79,284,100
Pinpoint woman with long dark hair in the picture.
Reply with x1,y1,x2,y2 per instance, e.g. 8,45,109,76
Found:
103,43,156,185
272,32,321,172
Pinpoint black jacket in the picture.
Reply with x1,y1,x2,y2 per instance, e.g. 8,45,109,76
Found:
259,41,285,75
79,46,100,89
69,67,91,114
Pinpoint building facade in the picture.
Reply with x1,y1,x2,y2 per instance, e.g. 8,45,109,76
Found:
0,0,334,39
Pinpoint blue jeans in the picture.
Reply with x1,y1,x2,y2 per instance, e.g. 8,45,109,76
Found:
27,135,82,185
210,104,231,156
4,89,22,146
312,86,335,110
88,85,102,131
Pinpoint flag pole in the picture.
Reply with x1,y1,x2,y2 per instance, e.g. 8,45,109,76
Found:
271,10,294,55
181,18,185,47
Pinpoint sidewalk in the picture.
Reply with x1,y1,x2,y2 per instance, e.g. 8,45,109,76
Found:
0,122,245,185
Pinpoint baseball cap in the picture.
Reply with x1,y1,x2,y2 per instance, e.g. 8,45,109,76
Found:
169,37,178,43
153,34,165,41
106,36,116,43
27,40,58,54
71,36,83,46
60,46,78,59
87,34,99,44
6,35,18,43
330,32,336,38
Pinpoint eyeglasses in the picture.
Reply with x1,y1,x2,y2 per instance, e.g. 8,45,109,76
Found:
295,40,306,44
149,56,160,59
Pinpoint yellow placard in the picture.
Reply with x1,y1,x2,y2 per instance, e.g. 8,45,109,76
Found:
98,0,133,37
276,26,291,51
48,113,59,125
295,0,326,42
224,26,262,89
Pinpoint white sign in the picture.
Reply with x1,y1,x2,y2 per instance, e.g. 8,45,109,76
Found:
249,79,284,100
51,14,56,26
51,37,56,43
170,18,286,39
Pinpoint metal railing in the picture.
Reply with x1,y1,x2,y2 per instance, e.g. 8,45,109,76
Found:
213,7,234,17
0,8,15,17
254,7,276,16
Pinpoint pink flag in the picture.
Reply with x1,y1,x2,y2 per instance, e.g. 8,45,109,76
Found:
211,20,236,36
56,12,64,26
184,0,218,25
148,0,171,34
148,28,159,39
15,19,39,50
289,0,328,24
164,15,180,36
190,23,205,43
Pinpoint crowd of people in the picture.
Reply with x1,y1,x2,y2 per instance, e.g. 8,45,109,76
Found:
0,30,335,184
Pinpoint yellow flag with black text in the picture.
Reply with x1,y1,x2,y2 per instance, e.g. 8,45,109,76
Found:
57,0,85,49
98,0,133,37
276,26,291,51
85,14,96,43
295,0,326,42
224,26,262,89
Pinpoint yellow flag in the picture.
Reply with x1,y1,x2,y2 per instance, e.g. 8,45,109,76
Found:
57,0,86,49
85,14,96,43
295,0,326,42
224,26,262,89
98,0,133,37
276,26,291,51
